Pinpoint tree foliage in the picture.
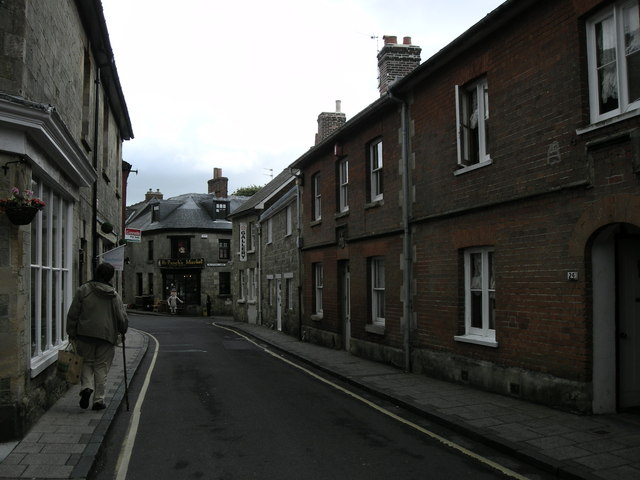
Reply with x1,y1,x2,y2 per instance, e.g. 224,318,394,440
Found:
232,184,263,197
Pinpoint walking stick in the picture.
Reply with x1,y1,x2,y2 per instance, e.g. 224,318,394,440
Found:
121,334,130,411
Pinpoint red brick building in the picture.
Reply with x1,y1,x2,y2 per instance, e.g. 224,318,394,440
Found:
292,0,640,414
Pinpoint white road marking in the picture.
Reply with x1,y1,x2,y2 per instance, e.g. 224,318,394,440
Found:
213,322,530,480
115,330,160,480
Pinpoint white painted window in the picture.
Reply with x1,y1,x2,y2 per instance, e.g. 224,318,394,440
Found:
314,263,323,314
313,174,321,221
370,140,383,202
455,247,497,347
338,158,349,212
30,178,73,375
248,268,257,301
286,277,293,310
586,0,640,123
238,270,246,301
248,221,256,252
455,77,490,168
266,218,273,244
285,204,292,236
371,257,385,326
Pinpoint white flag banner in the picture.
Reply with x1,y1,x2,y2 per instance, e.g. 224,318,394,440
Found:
98,245,125,271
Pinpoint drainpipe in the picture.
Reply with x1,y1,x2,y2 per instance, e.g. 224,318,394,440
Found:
389,89,413,373
296,181,302,340
257,221,262,325
92,67,101,275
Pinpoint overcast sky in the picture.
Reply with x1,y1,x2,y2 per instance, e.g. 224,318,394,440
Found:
101,0,505,205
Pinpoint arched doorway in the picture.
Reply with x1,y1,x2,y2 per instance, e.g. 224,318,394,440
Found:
592,223,640,413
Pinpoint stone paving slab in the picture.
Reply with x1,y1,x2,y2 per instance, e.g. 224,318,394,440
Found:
0,329,148,480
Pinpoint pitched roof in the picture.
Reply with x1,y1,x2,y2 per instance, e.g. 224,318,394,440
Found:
126,193,249,232
230,168,296,218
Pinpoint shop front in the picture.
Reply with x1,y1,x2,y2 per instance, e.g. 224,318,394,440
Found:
159,258,204,315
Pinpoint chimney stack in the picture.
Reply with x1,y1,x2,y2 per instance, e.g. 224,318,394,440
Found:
145,188,164,201
315,100,346,145
377,35,421,96
208,167,229,198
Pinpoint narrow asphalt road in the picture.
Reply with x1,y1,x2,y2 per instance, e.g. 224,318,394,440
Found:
92,314,553,480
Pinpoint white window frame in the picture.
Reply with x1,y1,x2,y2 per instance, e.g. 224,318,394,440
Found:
248,268,257,301
338,158,349,213
285,204,292,236
586,0,640,124
267,276,273,306
371,257,385,326
286,277,294,310
314,263,323,315
266,218,273,244
455,77,491,170
313,173,322,221
455,247,497,347
30,179,74,376
248,221,256,252
238,269,246,302
370,140,383,202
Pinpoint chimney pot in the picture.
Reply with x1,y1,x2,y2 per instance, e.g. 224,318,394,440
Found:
377,35,421,96
316,103,347,145
145,188,164,201
208,167,228,197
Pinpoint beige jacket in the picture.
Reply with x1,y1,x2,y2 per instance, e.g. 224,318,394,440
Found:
66,281,128,344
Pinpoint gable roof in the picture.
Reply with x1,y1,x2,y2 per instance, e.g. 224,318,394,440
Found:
230,168,296,218
292,0,535,169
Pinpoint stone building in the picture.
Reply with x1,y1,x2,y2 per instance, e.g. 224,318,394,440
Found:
124,169,247,316
229,169,300,334
288,0,640,414
0,0,133,440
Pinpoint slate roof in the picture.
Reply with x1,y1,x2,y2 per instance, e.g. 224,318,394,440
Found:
125,193,249,233
230,168,296,218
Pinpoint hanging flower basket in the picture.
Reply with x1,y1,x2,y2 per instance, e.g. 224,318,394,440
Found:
5,205,39,225
0,187,45,225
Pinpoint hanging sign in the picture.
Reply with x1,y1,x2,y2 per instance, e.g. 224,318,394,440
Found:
125,228,141,242
239,223,247,262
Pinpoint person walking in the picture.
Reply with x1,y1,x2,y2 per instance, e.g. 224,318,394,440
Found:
66,262,128,411
167,288,183,315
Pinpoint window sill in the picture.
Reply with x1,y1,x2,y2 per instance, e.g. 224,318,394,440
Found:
310,219,322,227
335,210,349,219
364,199,384,210
237,299,246,304
311,313,323,321
576,108,640,136
454,334,498,348
31,342,69,378
365,324,385,335
454,158,492,176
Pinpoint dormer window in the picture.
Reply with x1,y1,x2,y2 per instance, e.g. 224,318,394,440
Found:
215,201,228,219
